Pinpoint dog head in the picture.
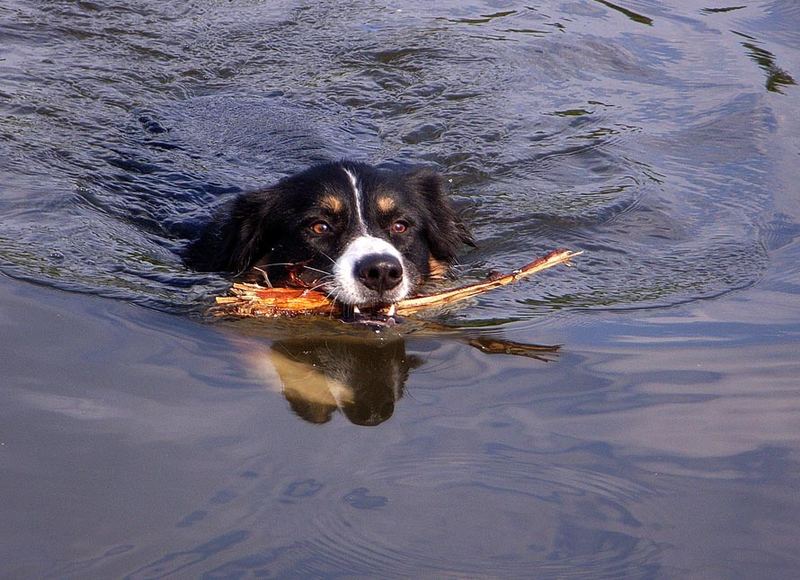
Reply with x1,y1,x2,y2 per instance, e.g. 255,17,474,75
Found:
188,161,474,307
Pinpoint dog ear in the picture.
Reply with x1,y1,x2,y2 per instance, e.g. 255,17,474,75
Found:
409,169,475,263
185,187,279,273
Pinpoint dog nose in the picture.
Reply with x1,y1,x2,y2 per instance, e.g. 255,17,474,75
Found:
355,254,403,293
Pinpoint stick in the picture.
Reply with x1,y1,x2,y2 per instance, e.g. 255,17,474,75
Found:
211,249,581,318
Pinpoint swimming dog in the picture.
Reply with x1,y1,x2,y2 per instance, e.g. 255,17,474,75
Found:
185,161,474,311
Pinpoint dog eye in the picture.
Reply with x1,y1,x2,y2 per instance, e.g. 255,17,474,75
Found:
310,221,331,235
391,220,409,234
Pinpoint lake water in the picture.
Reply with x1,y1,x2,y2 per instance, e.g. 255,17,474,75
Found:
2,0,799,577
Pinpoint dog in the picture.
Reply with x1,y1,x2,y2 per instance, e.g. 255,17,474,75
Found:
186,161,474,311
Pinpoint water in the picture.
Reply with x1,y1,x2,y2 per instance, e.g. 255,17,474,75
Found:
2,0,799,577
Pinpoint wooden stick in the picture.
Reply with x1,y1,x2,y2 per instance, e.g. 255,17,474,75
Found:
393,249,580,315
211,248,581,318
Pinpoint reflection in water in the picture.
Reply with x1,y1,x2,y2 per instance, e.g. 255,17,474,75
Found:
266,333,421,426
592,0,653,26
468,336,560,362
249,328,560,426
701,6,746,14
735,32,796,93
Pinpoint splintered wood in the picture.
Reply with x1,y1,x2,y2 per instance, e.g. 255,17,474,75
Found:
212,248,581,319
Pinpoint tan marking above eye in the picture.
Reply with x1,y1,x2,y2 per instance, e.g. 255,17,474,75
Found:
320,195,343,213
376,196,396,213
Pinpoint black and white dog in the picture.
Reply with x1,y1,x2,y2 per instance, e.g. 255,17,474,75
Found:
186,161,474,311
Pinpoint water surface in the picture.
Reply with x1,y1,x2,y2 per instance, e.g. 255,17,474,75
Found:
2,0,799,577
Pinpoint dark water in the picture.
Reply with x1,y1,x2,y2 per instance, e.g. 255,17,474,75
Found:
2,0,800,577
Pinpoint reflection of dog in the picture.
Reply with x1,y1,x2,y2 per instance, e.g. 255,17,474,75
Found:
185,161,474,310
248,331,560,426
242,323,560,426
258,335,421,426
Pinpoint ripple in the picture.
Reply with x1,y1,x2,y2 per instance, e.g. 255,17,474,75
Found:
296,447,658,577
0,0,787,322
359,446,653,501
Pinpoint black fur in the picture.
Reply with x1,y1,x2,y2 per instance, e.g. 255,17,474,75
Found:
184,161,473,293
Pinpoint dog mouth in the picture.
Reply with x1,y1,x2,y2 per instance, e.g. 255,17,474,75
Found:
339,302,400,327
349,302,398,318
250,256,411,321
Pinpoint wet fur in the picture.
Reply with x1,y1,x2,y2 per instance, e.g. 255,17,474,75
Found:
185,161,473,301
